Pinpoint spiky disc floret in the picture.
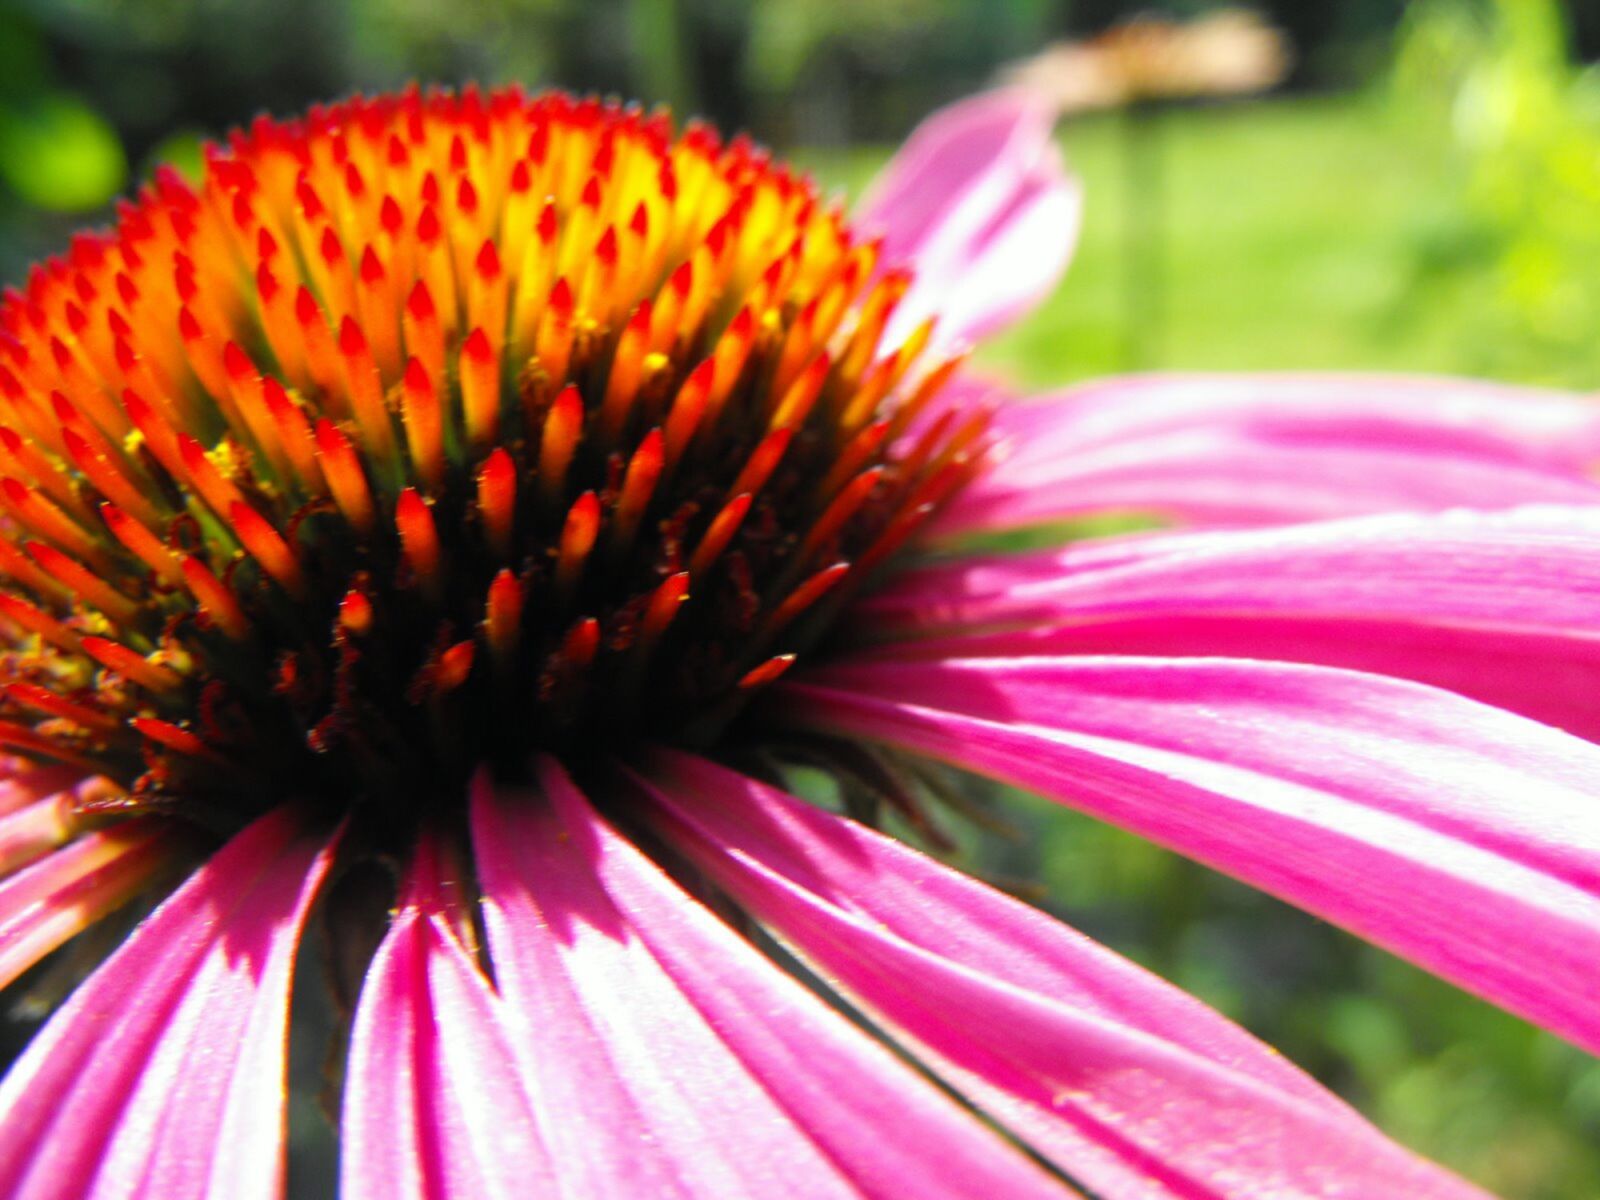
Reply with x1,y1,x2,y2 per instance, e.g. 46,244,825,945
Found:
0,85,982,830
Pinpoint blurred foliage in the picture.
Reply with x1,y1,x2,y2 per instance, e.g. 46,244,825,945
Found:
0,4,127,274
0,94,124,213
1393,0,1600,386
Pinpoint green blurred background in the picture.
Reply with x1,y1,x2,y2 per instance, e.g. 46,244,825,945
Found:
1,0,1597,1195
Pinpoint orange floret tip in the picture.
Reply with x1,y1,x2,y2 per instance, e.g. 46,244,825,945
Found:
339,588,374,635
485,568,524,660
395,488,442,589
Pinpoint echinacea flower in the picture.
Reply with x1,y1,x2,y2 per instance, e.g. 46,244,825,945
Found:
0,83,1596,1199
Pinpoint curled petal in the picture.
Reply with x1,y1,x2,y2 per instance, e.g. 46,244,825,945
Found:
859,87,1082,344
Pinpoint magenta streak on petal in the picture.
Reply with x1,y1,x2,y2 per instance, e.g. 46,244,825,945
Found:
852,507,1600,738
0,820,171,991
0,805,338,1200
939,431,1600,536
879,617,1600,746
909,505,1600,637
935,374,1600,537
342,830,557,1200
630,751,1490,1200
778,657,1600,1055
856,86,1081,346
983,374,1600,470
471,762,1075,1200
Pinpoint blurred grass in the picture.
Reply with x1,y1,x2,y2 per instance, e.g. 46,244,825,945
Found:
984,92,1475,386
808,91,1600,1200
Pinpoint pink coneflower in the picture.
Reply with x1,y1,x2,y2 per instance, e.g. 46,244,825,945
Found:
0,84,1595,1198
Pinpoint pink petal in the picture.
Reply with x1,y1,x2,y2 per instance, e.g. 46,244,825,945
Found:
0,778,129,880
0,820,173,991
860,526,1243,633
988,373,1600,469
471,762,1073,1199
858,87,1082,344
912,617,1600,746
937,373,1600,536
857,507,1600,738
632,750,1487,1200
0,789,77,878
0,760,86,818
779,657,1600,1054
0,806,338,1200
342,832,557,1200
